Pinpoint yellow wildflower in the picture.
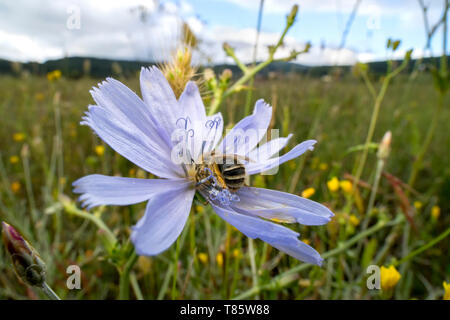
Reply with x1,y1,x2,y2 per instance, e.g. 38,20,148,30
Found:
47,70,62,81
95,145,105,157
319,163,328,171
35,93,45,102
340,180,353,194
327,177,339,192
11,181,21,193
232,249,241,259
301,187,315,199
349,214,360,227
302,239,311,246
216,252,224,267
431,206,440,219
13,132,25,142
9,155,19,164
413,201,423,210
195,205,204,214
443,281,450,300
197,252,208,264
380,265,401,290
128,168,136,176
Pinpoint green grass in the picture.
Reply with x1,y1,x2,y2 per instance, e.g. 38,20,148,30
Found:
0,71,449,300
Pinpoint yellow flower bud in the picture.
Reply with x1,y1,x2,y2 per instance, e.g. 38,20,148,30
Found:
13,132,25,142
327,177,339,192
413,201,423,210
216,252,224,267
340,180,353,194
380,265,401,290
195,205,204,214
349,214,360,226
443,281,450,300
197,252,208,265
9,155,19,164
95,145,105,157
11,181,21,193
431,206,440,220
301,187,315,199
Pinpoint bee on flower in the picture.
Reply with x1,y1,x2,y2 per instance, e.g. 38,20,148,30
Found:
73,66,334,266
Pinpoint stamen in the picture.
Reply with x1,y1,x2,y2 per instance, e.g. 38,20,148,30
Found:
207,188,240,206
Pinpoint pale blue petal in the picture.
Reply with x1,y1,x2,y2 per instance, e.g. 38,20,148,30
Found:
246,140,317,175
211,204,323,266
82,105,184,179
232,187,334,225
248,134,293,163
72,174,186,209
140,66,181,145
90,77,171,153
131,182,195,256
202,112,224,155
218,99,272,156
178,81,206,123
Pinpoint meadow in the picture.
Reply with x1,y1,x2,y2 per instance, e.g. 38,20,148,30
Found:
0,66,449,300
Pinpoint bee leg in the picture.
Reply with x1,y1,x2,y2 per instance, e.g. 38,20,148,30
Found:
195,167,216,186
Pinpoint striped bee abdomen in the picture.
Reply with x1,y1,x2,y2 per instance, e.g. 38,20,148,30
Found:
219,163,246,191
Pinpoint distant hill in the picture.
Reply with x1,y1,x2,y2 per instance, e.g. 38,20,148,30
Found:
0,55,448,78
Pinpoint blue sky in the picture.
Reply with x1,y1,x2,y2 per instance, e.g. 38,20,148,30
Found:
0,0,448,65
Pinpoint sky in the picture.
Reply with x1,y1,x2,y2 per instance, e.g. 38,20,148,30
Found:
0,0,448,66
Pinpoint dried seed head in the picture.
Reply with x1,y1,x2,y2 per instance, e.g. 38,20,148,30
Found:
160,46,197,98
2,221,46,287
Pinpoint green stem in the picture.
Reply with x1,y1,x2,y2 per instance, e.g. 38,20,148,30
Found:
171,238,181,300
62,202,117,246
247,238,259,299
394,226,450,267
207,6,301,116
233,215,404,299
408,91,445,188
119,250,139,300
41,282,61,300
352,76,391,194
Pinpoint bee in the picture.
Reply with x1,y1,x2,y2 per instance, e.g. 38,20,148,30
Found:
194,152,247,193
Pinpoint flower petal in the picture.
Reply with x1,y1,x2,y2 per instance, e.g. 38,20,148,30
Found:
140,66,181,144
211,203,323,265
233,187,334,225
82,105,184,179
218,99,272,156
72,174,186,209
178,81,206,123
90,77,171,153
131,182,195,256
246,140,317,175
248,134,293,163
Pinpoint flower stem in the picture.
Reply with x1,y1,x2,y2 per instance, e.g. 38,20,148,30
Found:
407,91,444,188
41,282,61,300
171,237,181,300
119,250,139,300
62,201,117,247
233,215,405,299
394,226,450,267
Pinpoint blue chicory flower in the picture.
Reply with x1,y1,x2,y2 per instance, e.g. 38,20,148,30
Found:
73,66,334,266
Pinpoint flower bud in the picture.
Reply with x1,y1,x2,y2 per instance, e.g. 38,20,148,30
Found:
287,5,299,25
377,131,392,160
2,221,46,287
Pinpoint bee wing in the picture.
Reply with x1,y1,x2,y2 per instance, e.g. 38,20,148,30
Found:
208,153,254,164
